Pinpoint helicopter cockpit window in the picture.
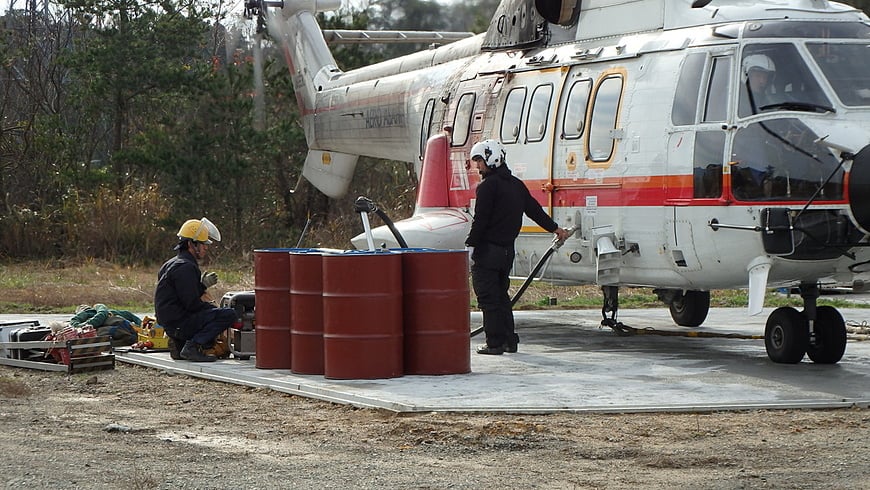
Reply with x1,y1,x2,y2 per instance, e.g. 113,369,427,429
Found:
562,79,591,140
693,132,725,198
808,42,870,107
451,92,476,147
419,98,436,160
672,52,706,126
739,43,831,118
500,87,527,144
703,57,731,123
730,118,843,202
526,84,553,143
742,21,870,40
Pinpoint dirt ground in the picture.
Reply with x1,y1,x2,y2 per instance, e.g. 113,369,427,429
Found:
0,362,867,489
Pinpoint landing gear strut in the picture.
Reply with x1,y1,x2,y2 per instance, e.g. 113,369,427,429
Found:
764,283,847,364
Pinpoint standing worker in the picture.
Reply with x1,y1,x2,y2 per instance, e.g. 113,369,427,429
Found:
155,217,236,362
465,140,569,355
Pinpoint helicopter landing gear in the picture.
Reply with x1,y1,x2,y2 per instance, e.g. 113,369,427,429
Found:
654,289,711,327
806,305,847,364
764,283,847,364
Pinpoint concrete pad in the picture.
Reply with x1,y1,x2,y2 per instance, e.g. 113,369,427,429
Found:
3,308,869,413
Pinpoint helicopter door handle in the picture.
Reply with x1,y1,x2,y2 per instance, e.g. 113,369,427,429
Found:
708,218,761,232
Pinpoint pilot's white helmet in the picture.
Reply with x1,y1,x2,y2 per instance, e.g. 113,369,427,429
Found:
469,139,506,168
743,54,776,76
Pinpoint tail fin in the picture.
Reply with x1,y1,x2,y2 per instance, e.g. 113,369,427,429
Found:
266,0,342,143
265,0,360,197
416,132,451,208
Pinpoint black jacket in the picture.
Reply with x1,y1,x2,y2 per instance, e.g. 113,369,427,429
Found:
154,249,211,329
465,164,558,248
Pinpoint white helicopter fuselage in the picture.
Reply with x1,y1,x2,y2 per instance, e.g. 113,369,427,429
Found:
270,0,870,290
267,0,870,323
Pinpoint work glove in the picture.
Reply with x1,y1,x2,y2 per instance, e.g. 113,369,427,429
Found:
201,271,219,289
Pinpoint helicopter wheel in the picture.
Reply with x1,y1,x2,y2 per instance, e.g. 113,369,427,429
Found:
668,290,710,327
805,305,847,364
764,307,808,364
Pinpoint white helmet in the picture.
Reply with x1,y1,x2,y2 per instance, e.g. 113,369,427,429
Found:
469,139,506,168
743,54,776,76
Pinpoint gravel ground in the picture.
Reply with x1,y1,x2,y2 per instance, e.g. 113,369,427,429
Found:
0,362,868,489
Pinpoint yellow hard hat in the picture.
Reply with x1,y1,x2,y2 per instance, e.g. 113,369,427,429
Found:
177,217,221,244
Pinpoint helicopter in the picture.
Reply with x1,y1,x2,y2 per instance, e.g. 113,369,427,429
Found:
247,0,870,364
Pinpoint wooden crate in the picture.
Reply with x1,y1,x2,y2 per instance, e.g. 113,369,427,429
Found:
0,335,115,373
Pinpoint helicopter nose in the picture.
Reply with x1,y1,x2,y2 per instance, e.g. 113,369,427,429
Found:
848,144,870,232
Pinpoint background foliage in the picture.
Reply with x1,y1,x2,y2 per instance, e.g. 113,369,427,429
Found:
0,0,868,264
0,0,493,263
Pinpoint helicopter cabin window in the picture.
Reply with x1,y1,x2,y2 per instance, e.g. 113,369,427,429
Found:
808,42,870,107
500,87,527,144
730,118,843,201
451,93,476,147
588,75,623,162
739,43,831,118
419,98,436,160
672,53,706,126
525,84,553,143
693,132,725,198
703,57,731,123
562,79,591,139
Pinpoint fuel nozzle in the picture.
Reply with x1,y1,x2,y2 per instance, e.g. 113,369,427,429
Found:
353,196,378,214
553,226,578,249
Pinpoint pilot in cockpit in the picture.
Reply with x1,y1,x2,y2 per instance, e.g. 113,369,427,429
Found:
743,54,778,111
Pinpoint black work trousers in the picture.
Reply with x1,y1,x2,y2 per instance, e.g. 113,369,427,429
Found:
471,243,517,348
167,307,236,346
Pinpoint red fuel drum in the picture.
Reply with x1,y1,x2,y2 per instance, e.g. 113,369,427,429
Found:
401,249,471,375
322,251,403,379
254,249,292,369
289,250,324,375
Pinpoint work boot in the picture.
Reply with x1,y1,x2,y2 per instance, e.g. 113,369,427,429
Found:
476,344,505,355
167,337,183,360
180,341,217,362
505,333,519,353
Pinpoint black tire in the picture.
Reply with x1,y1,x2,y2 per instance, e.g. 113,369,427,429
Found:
806,305,847,364
765,307,808,364
668,290,710,327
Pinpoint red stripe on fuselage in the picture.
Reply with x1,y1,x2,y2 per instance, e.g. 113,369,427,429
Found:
450,175,847,209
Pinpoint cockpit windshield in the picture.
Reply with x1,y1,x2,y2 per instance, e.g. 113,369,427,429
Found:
731,118,843,202
808,42,870,107
739,43,833,118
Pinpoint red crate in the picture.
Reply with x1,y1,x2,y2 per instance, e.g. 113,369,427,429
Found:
49,328,96,365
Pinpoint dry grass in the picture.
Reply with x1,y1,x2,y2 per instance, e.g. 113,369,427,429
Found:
0,259,254,314
0,259,627,314
0,259,860,315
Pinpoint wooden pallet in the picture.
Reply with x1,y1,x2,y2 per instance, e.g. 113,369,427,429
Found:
0,335,115,373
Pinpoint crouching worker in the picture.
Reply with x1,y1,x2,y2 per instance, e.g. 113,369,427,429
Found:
155,217,236,362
